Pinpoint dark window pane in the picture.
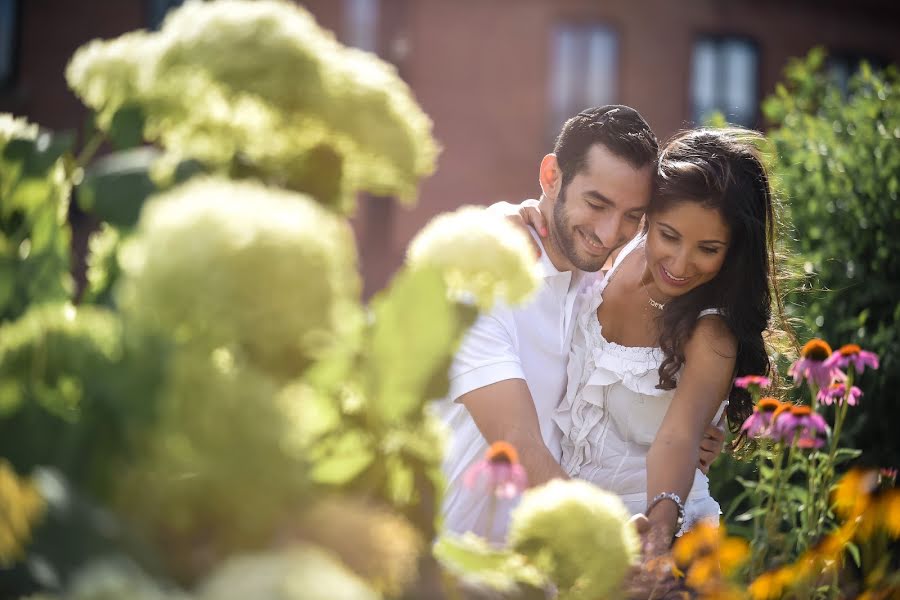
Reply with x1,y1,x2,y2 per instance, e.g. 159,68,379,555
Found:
548,24,618,139
690,36,758,127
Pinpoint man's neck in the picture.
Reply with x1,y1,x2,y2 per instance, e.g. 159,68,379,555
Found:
537,196,576,273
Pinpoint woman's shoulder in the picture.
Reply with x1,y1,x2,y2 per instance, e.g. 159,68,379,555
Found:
686,311,737,360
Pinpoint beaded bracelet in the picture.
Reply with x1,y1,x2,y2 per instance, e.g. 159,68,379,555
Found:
646,491,685,531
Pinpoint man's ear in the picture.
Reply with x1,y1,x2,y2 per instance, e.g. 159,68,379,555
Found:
539,154,562,201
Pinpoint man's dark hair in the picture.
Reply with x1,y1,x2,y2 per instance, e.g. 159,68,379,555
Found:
553,105,659,190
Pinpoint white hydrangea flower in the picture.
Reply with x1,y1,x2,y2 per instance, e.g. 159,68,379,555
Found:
0,113,39,142
508,479,640,600
65,0,438,212
118,177,361,379
198,544,378,600
406,206,540,310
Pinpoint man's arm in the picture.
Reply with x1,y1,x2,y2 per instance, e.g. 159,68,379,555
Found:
459,378,568,487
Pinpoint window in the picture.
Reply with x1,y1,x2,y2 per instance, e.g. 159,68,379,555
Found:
691,36,759,127
827,51,889,95
548,24,619,139
343,0,379,53
0,0,18,89
147,0,185,30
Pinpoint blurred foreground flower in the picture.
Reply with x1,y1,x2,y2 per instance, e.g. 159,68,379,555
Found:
673,521,749,597
406,206,540,310
464,441,528,499
66,0,438,212
508,479,638,600
290,497,422,597
197,544,379,600
0,460,45,565
118,177,361,380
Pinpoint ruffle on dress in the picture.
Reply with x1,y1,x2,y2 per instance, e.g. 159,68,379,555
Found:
552,248,723,534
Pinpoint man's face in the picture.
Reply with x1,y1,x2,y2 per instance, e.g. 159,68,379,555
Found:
549,144,654,272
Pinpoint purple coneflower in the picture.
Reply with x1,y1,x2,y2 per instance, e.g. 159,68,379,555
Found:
740,397,784,439
825,344,880,374
788,339,845,389
772,404,829,449
816,382,862,406
734,375,772,390
464,441,528,499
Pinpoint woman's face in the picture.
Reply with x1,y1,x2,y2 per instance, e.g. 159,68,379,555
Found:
645,201,731,298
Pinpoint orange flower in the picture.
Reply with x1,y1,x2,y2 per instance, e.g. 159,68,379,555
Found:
485,440,519,465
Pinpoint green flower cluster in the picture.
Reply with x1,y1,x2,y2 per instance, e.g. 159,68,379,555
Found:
114,350,312,577
65,0,438,213
406,205,541,310
508,479,640,600
117,177,361,381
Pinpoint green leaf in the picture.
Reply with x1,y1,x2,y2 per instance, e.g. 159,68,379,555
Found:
365,266,461,423
309,430,374,485
107,104,146,150
434,533,547,592
78,147,160,227
845,542,861,568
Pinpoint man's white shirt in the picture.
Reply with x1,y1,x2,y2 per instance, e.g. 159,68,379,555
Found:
432,215,591,540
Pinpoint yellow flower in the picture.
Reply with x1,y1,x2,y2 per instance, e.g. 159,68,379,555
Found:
406,206,541,311
672,522,748,595
749,568,792,600
0,460,46,565
832,468,877,519
881,490,900,538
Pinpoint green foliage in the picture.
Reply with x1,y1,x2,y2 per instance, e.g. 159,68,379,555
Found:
0,303,166,496
434,533,546,595
0,115,74,323
763,48,900,465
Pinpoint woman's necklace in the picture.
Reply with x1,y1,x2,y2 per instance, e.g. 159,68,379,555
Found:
640,275,666,310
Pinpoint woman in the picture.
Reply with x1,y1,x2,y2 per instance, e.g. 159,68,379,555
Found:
521,127,783,545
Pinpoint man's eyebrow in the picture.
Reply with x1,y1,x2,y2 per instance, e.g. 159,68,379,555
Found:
657,220,728,245
585,190,647,214
584,190,615,205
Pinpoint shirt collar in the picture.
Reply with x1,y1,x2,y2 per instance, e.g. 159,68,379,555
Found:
530,228,585,287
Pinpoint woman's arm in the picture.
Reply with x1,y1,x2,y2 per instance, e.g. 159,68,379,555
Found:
644,315,737,541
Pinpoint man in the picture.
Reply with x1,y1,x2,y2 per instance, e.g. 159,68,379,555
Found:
434,105,724,541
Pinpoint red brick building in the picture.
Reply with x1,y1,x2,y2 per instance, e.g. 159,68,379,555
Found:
2,0,898,294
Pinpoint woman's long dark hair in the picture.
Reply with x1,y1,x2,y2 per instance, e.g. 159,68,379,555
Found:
650,128,782,434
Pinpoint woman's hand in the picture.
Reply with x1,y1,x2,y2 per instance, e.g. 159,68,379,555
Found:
500,199,547,258
623,521,684,599
698,424,726,474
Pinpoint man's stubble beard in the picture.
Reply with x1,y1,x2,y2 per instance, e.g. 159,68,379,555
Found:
551,184,610,273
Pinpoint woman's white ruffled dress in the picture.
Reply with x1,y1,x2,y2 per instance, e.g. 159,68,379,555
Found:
552,236,724,533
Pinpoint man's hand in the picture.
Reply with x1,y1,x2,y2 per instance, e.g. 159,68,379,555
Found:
698,424,726,474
